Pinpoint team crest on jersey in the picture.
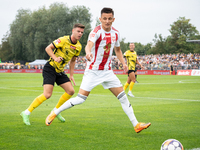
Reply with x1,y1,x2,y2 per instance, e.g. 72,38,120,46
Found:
112,36,116,42
55,39,61,44
103,43,111,53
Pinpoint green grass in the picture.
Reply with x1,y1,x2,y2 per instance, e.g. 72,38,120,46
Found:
0,73,200,150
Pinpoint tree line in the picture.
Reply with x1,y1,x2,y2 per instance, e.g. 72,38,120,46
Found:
0,3,199,62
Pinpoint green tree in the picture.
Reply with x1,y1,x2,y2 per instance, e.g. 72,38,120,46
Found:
8,3,92,61
69,5,92,56
0,33,14,61
9,9,31,61
95,17,101,27
119,38,129,54
169,17,199,53
134,42,152,55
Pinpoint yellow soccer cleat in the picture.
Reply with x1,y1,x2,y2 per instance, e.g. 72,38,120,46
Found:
134,122,151,133
45,111,57,126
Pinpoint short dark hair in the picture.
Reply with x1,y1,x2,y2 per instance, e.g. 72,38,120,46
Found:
73,23,85,29
101,7,114,16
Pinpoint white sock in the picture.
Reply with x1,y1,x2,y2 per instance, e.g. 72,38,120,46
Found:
117,91,138,127
54,94,87,115
24,109,31,115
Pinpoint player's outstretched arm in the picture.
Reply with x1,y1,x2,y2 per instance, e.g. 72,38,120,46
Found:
69,56,76,86
136,58,144,70
85,41,94,61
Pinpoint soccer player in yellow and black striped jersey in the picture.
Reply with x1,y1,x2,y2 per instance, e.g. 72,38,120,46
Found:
20,23,85,125
123,43,143,97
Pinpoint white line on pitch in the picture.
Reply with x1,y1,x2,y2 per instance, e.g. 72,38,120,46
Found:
89,94,200,102
1,87,200,102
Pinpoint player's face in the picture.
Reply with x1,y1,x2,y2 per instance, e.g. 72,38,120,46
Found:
129,43,135,51
72,27,84,40
100,13,115,32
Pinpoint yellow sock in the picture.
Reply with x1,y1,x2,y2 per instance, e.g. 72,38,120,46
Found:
28,94,47,112
129,82,135,91
55,92,72,109
123,82,130,91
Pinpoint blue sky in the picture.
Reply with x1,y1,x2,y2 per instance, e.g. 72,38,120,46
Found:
0,0,199,45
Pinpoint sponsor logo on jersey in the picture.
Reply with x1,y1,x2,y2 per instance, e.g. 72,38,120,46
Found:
70,45,76,50
105,35,111,38
102,37,106,40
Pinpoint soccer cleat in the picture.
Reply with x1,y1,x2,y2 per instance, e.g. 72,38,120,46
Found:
45,111,57,126
128,91,135,97
135,80,139,83
134,122,151,133
56,113,65,122
20,111,31,125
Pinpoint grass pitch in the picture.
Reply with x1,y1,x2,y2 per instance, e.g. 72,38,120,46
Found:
0,73,200,150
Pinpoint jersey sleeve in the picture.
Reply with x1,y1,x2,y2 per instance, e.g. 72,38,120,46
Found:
88,30,98,43
115,32,120,47
124,50,128,57
52,36,66,48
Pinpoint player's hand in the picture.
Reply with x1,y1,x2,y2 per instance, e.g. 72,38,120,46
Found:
86,52,93,61
70,76,76,86
123,64,128,73
55,57,63,63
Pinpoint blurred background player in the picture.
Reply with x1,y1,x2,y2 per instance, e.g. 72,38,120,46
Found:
20,23,85,125
46,7,151,133
123,43,143,97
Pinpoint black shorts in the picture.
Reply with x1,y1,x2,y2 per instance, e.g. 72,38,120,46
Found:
42,62,70,86
128,70,136,76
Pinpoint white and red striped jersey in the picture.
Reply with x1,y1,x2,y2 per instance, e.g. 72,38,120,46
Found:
85,25,120,71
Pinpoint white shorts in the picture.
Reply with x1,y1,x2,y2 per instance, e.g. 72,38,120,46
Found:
80,70,123,92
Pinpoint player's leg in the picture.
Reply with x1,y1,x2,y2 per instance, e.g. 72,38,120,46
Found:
123,76,131,91
20,84,52,125
128,71,136,97
109,87,138,126
109,87,151,133
45,89,90,126
57,82,75,108
135,71,139,83
29,84,52,111
46,70,98,126
20,63,55,125
52,73,75,122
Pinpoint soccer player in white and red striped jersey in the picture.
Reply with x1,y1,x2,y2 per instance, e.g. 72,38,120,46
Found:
46,7,151,133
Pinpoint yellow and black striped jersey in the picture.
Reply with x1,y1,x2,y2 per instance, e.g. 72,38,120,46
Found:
49,35,82,73
124,50,137,70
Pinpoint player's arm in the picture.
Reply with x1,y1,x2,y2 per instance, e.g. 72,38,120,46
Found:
45,43,63,63
136,58,144,69
114,46,128,72
85,41,94,61
69,56,77,86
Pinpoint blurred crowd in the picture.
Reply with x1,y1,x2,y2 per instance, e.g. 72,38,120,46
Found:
0,53,199,71
137,53,200,71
